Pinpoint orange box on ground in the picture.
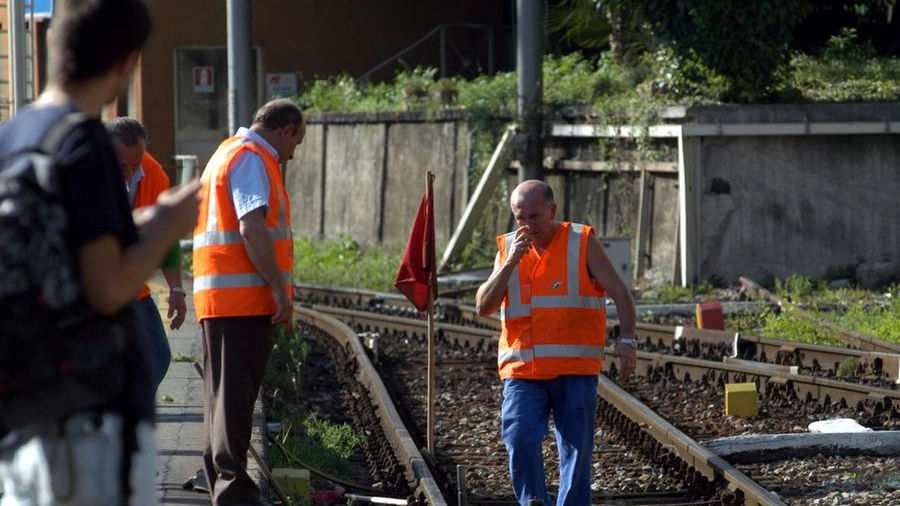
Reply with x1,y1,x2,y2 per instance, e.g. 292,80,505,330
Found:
696,300,725,330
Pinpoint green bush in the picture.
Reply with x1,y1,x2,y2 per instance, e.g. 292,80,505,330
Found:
775,274,815,303
294,43,900,118
755,283,900,346
777,28,900,102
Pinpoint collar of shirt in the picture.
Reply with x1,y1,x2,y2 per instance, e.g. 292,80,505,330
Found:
235,127,278,160
126,165,145,208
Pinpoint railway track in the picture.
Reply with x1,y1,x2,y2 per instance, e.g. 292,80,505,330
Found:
294,305,787,505
297,282,900,387
288,284,900,505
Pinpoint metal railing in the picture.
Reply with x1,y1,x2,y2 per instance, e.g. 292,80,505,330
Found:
356,23,493,85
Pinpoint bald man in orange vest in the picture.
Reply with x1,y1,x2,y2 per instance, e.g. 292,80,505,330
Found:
476,179,637,506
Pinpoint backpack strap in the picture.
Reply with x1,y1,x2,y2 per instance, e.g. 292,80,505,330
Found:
31,111,89,194
40,111,89,154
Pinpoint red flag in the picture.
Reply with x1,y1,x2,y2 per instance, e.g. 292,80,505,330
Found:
394,180,437,312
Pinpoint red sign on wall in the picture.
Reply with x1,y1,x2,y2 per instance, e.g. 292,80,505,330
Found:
193,66,214,93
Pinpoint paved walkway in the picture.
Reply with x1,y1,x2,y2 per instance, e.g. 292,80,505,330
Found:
150,276,266,506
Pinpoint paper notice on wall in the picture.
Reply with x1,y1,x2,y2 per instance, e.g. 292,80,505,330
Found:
266,73,298,99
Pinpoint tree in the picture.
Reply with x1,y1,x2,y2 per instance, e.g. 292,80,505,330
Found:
547,0,899,102
547,0,649,64
636,0,813,101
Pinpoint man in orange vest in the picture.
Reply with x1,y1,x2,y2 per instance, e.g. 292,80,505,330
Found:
107,117,188,392
192,98,305,506
476,179,637,506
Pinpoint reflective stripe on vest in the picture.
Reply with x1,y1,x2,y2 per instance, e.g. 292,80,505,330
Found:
192,227,293,248
498,343,606,363
496,222,607,379
192,136,293,320
193,271,293,291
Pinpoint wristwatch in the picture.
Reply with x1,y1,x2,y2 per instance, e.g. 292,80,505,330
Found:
170,286,186,295
618,337,636,347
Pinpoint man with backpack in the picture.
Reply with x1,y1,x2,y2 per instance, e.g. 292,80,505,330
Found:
0,1,199,505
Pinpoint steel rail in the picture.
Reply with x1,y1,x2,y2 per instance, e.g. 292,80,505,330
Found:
309,303,900,412
637,324,900,384
598,375,787,506
307,304,498,349
624,349,900,412
294,306,448,506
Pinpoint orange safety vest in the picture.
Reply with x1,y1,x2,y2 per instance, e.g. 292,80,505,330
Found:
134,152,171,301
192,135,293,321
497,222,607,380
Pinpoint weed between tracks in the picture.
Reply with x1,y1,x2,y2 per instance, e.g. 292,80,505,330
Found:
263,325,370,505
633,272,900,347
293,237,403,293
730,279,900,347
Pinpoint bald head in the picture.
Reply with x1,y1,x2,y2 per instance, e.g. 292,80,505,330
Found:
510,179,558,247
511,180,554,208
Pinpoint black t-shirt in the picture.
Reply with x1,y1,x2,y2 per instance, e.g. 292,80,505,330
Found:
0,104,153,428
0,104,138,252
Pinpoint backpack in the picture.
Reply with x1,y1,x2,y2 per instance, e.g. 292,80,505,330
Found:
0,111,129,432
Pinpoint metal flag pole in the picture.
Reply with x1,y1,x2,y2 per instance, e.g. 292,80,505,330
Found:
425,170,436,455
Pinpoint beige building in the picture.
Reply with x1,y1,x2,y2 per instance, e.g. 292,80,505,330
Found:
2,0,510,179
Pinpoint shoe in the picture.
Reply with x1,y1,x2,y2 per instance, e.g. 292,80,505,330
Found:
182,468,210,494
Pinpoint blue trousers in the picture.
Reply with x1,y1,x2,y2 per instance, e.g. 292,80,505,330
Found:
501,375,599,506
135,295,170,392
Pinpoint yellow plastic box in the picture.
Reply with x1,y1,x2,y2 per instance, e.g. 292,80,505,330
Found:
725,382,758,417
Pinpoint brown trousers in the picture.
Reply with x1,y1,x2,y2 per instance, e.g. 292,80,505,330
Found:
201,315,274,506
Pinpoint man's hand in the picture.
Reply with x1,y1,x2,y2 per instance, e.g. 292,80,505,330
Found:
506,226,531,266
271,286,292,326
167,289,187,330
613,341,636,380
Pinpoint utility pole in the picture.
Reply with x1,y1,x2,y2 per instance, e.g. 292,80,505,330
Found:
8,0,28,116
516,0,544,182
227,0,253,133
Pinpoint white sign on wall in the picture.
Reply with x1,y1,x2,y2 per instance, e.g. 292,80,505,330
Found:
193,66,215,93
266,73,298,99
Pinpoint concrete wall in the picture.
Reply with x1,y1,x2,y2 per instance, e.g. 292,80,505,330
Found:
285,112,470,250
697,134,900,282
678,103,900,283
285,103,900,285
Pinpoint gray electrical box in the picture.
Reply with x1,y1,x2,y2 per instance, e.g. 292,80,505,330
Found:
599,237,633,289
